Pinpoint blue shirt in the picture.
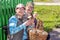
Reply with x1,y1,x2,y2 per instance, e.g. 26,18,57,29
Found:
9,15,28,40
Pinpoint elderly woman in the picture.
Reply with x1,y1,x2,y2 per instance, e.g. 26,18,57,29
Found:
23,1,38,40
25,1,37,28
9,3,34,40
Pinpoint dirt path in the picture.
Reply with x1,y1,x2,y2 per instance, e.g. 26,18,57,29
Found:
52,0,60,2
34,2,60,5
49,28,60,40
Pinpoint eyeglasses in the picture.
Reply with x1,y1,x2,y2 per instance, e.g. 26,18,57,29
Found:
16,7,25,10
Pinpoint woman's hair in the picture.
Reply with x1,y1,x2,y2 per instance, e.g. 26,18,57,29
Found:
15,3,25,10
26,1,34,7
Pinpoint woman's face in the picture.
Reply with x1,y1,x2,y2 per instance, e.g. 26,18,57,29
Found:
26,5,34,14
16,7,25,16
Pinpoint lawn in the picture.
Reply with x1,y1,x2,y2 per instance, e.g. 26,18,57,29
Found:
34,5,60,32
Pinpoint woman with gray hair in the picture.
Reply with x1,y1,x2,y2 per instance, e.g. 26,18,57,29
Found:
8,3,34,40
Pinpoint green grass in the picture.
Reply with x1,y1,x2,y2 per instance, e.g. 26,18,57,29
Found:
34,5,60,32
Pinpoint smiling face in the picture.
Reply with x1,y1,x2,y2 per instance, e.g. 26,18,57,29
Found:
26,5,33,14
15,4,25,17
16,7,25,16
25,2,34,14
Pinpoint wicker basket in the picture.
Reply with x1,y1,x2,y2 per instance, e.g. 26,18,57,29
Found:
29,28,48,40
28,20,48,40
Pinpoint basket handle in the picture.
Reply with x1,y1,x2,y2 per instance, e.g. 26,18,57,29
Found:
36,20,39,30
